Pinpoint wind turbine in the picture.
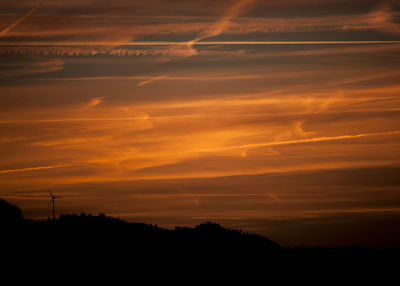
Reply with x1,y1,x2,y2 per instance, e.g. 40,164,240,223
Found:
48,188,62,221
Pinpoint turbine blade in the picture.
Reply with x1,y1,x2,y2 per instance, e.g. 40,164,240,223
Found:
48,188,54,198
48,199,52,208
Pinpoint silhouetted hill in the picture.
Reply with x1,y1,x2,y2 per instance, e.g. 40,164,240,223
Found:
0,199,23,224
1,198,399,273
1,198,279,259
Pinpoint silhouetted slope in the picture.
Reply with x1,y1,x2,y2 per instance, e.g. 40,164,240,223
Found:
1,197,399,272
0,199,23,224
174,222,280,251
0,198,280,261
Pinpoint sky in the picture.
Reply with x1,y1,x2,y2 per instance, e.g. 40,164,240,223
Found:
1,0,400,247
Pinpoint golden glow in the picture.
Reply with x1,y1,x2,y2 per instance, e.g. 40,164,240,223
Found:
1,0,400,247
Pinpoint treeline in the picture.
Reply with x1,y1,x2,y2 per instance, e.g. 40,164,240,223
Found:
1,198,398,271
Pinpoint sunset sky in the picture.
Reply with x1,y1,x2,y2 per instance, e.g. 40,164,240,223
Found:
1,0,400,247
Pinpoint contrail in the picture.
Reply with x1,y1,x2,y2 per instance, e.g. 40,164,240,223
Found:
1,41,399,46
0,116,149,124
188,0,257,47
0,164,72,174
186,130,400,154
0,3,42,37
137,75,168,87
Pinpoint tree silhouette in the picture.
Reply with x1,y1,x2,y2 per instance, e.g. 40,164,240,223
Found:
0,199,23,224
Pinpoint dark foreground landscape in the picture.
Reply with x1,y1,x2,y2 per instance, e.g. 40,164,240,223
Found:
2,198,399,274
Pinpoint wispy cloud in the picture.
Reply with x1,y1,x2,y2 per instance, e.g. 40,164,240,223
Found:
1,41,399,48
46,74,272,82
0,60,64,78
364,5,400,36
86,97,104,108
137,75,167,87
185,130,400,155
0,116,149,124
0,164,72,174
2,9,399,41
0,46,201,57
189,0,257,46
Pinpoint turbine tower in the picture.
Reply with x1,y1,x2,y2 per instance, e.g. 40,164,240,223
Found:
48,188,62,221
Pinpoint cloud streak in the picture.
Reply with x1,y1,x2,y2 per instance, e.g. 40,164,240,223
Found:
0,60,64,78
188,0,257,46
137,76,168,87
0,3,41,37
0,116,149,124
186,130,400,154
2,41,400,46
0,164,72,174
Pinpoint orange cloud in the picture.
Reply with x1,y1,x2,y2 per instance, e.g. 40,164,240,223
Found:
185,130,400,155
86,97,104,108
0,164,72,174
190,0,257,43
137,76,168,87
